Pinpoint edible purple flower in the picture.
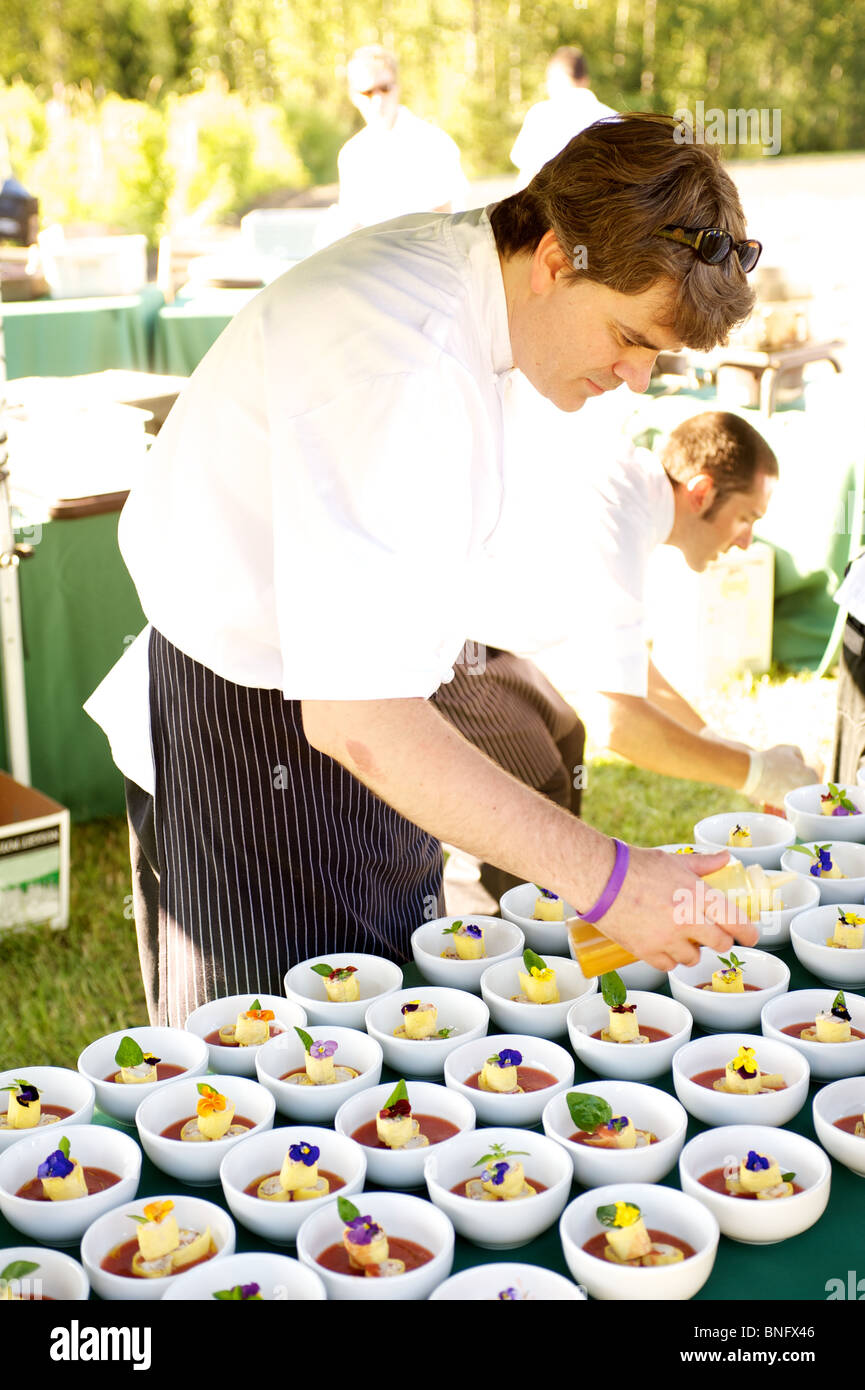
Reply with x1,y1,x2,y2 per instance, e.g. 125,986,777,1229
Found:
810,847,833,877
16,1084,39,1106
344,1214,382,1245
606,1115,629,1131
38,1148,74,1180
498,1287,520,1300
745,1151,770,1172
482,1161,510,1186
495,1049,522,1068
309,1039,338,1059
539,888,559,900
288,1142,320,1166
462,924,483,939
401,1002,420,1015
240,1283,261,1300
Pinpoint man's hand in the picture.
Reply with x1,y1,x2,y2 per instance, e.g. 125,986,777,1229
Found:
743,744,821,807
595,846,760,972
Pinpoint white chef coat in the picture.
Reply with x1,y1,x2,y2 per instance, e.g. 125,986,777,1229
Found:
510,88,618,186
86,207,514,793
336,107,470,230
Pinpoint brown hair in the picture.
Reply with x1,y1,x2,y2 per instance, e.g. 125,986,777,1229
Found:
490,112,756,351
548,46,588,83
662,411,778,517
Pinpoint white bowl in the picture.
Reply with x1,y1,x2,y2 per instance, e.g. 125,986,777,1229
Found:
162,1249,327,1300
499,883,573,953
671,1033,810,1127
566,990,692,1081
0,1067,96,1153
678,1124,831,1244
81,1194,235,1302
184,993,308,1077
334,1081,475,1188
254,1025,383,1121
411,915,524,993
694,811,797,869
295,1190,454,1301
542,1081,688,1186
791,904,865,987
135,1074,275,1185
780,841,865,906
283,952,403,1030
77,1027,209,1124
423,1126,572,1250
668,947,789,1030
480,955,596,1038
784,783,865,843
753,870,821,949
428,1262,585,1301
811,1077,865,1179
559,1182,719,1301
219,1125,367,1245
0,1245,90,1301
761,988,865,1079
364,987,490,1079
0,1125,141,1245
443,1034,573,1127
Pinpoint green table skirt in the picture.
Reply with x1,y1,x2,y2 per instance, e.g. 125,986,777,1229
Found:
0,957,859,1301
3,288,164,380
152,288,260,377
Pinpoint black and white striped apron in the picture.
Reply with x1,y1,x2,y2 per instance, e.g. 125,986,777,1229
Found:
129,628,444,1027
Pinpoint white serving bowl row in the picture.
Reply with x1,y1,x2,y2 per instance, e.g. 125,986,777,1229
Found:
761,988,865,1080
443,1034,573,1127
283,952,403,1029
0,1066,96,1154
671,1033,809,1128
0,1245,90,1301
255,1025,384,1123
77,1027,209,1124
0,1124,142,1245
411,915,524,993
790,904,865,987
668,947,789,1031
183,992,308,1077
334,1081,475,1188
134,1074,276,1186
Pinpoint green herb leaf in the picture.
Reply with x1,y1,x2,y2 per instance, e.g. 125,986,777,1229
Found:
310,964,335,977
596,1202,640,1227
718,952,744,972
114,1036,145,1068
523,947,548,974
249,998,261,1011
59,1135,70,1160
781,1172,796,1184
294,1026,315,1053
442,921,463,935
473,1142,530,1167
127,1214,150,1225
610,1116,628,1133
566,1091,613,1133
790,845,819,860
1,1260,39,1281
436,1027,455,1038
197,1082,217,1098
337,1196,360,1223
600,971,627,1008
212,1286,243,1300
382,1079,409,1110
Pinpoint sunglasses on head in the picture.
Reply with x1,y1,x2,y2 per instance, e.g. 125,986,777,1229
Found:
354,81,395,98
656,225,762,273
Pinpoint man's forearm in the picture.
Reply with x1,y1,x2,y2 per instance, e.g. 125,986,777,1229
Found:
302,695,615,912
646,659,707,733
601,690,750,788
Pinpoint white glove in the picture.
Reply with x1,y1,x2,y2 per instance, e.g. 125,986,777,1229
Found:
698,725,752,755
742,745,821,805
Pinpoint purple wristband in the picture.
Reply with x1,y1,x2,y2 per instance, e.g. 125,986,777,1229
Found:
576,838,630,925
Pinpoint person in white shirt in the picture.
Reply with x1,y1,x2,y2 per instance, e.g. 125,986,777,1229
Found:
87,114,763,1026
434,408,820,902
319,45,470,243
510,46,618,189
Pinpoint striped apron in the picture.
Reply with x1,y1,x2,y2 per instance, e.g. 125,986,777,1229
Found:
127,628,444,1027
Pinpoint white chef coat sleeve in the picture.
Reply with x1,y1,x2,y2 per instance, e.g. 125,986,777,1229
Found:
269,365,491,701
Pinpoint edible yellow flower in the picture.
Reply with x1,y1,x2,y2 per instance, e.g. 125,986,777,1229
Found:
143,1200,174,1224
840,912,865,926
733,1046,758,1075
197,1086,227,1117
530,967,555,983
613,1202,641,1228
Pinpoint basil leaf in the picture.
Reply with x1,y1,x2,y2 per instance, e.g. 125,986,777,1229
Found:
310,963,335,977
58,1135,70,1160
249,998,261,1011
1,1260,39,1281
212,1286,242,1300
523,947,548,974
294,1026,315,1053
566,1091,612,1133
781,1171,795,1184
114,1036,145,1068
442,921,462,935
596,1203,622,1227
337,1196,360,1223
600,971,627,1008
382,1078,409,1110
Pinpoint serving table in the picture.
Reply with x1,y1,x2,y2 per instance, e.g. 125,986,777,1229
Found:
3,288,164,380
152,287,261,376
1,954,860,1300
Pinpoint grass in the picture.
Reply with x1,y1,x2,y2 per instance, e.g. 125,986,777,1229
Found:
0,670,841,1065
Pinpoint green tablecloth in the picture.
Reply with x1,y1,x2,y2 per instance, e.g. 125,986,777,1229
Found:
1,957,860,1300
2,288,164,380
152,288,261,377
0,512,145,820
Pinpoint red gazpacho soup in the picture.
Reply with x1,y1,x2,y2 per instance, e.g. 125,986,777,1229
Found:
243,1168,346,1198
101,1237,216,1279
464,1066,557,1093
159,1114,256,1141
582,1229,695,1262
16,1167,120,1201
351,1114,459,1148
204,1023,283,1046
690,1068,787,1092
833,1114,865,1136
317,1238,432,1276
103,1063,187,1083
590,1026,670,1043
698,1166,803,1197
780,1023,865,1041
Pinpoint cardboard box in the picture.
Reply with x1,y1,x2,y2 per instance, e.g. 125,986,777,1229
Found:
0,773,70,933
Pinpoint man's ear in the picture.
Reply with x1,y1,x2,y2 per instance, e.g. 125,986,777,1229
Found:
686,473,716,515
529,229,572,293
